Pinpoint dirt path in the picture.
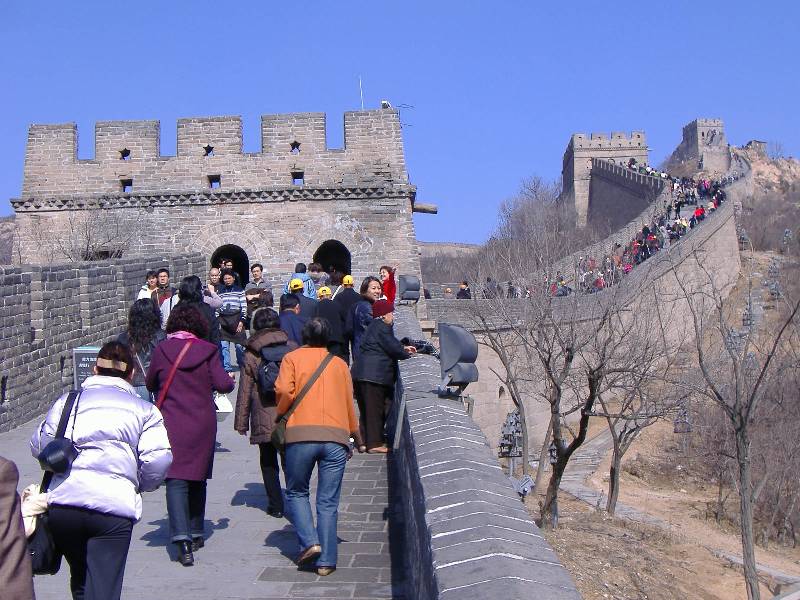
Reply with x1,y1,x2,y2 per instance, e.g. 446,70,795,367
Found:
561,422,800,589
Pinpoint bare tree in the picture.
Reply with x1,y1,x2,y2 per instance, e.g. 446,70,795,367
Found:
669,250,800,600
48,206,142,262
454,177,670,528
591,304,681,515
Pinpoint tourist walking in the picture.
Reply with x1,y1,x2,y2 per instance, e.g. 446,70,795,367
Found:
118,299,167,403
275,318,363,576
31,341,172,599
314,286,349,363
137,270,158,301
146,304,235,566
351,300,415,453
235,308,297,518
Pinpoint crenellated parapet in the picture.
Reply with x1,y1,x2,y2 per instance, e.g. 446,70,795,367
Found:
21,109,407,199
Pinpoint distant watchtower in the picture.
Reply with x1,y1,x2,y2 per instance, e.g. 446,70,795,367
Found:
671,118,729,174
561,131,648,226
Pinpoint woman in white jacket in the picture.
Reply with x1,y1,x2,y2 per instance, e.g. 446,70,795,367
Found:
31,341,172,600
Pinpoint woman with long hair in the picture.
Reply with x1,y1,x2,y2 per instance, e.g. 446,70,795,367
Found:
31,341,172,599
178,275,222,348
118,299,166,403
146,303,234,566
234,308,297,518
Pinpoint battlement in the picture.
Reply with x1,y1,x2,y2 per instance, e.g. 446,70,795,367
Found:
21,108,407,197
568,130,646,152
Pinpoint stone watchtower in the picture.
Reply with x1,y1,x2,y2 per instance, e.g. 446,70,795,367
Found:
671,118,730,174
561,131,648,226
12,108,435,286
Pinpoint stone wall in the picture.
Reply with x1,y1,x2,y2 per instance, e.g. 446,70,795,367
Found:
389,307,580,599
561,131,649,225
12,108,423,287
20,110,407,196
587,159,667,231
0,254,205,432
12,192,422,292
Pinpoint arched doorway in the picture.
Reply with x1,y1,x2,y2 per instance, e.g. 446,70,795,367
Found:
211,244,249,287
313,239,352,275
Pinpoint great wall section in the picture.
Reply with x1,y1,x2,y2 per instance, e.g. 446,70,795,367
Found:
0,110,758,599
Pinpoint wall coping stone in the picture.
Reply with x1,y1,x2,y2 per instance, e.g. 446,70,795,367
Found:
389,306,581,599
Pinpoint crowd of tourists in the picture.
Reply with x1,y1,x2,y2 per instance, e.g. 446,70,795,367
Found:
6,258,419,599
440,166,740,301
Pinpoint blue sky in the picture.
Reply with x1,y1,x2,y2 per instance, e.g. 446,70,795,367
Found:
1,1,797,243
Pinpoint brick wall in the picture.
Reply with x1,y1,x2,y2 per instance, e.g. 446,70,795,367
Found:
19,110,406,197
0,254,205,432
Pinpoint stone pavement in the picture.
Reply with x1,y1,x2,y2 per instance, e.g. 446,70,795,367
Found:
0,386,405,600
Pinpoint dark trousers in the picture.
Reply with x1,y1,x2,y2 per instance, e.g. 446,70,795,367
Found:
355,381,393,449
49,505,133,600
165,479,206,542
258,442,284,513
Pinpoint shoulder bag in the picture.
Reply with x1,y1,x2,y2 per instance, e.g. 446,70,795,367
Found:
29,389,80,575
156,340,194,410
271,352,334,453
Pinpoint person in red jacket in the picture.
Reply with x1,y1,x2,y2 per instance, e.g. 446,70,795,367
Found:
379,266,396,305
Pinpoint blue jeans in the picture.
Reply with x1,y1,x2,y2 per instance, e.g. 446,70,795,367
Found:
165,479,206,543
285,442,348,568
220,341,245,372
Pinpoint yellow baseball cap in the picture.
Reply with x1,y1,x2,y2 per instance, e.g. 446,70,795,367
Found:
342,275,354,285
317,286,331,298
289,278,304,291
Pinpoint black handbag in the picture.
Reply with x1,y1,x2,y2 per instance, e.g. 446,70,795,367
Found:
37,391,80,473
271,353,334,453
29,390,80,575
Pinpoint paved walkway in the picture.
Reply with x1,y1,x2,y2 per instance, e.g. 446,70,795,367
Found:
1,386,405,599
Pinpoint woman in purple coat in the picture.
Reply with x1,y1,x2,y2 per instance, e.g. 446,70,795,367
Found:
146,303,235,567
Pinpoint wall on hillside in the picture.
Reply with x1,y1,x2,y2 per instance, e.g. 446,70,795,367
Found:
562,131,649,225
587,159,667,231
425,197,742,457
0,254,204,432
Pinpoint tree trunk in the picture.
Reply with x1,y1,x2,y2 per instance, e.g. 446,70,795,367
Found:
606,444,622,515
518,400,531,477
541,456,565,529
533,419,552,495
735,430,761,600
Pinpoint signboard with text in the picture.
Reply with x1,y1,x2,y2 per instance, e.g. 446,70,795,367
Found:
73,346,101,390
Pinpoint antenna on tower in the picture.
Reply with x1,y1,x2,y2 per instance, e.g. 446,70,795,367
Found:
358,76,364,111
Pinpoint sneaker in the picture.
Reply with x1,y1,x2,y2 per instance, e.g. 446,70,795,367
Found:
317,566,336,576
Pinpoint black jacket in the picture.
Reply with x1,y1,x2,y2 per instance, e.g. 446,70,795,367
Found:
334,288,361,321
314,299,345,344
295,293,318,321
351,319,411,386
279,311,306,347
117,328,167,386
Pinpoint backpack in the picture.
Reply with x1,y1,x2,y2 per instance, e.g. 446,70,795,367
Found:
256,345,292,395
